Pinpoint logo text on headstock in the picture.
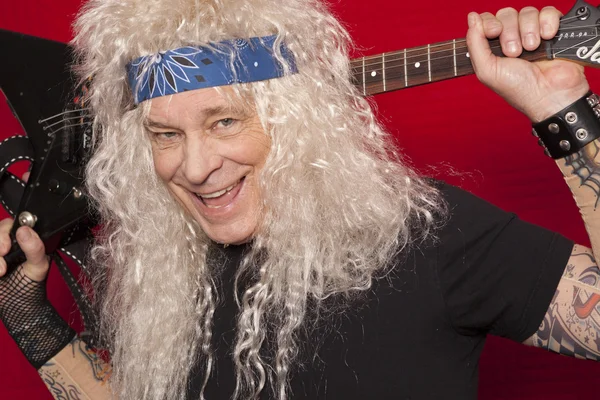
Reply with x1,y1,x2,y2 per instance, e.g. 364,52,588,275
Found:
576,39,600,64
557,31,589,41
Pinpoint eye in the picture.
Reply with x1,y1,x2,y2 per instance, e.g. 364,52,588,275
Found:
216,118,235,128
149,130,181,145
157,132,179,139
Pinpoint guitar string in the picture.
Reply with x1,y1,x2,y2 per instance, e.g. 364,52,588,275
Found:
351,39,600,87
42,114,92,130
38,108,89,124
355,40,600,91
553,33,600,56
359,23,600,63
39,113,90,133
355,34,600,70
46,121,91,137
356,41,599,72
357,32,600,68
355,45,538,71
356,22,600,68
356,46,509,70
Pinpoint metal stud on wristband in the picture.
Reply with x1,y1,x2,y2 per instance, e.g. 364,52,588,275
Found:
532,92,600,159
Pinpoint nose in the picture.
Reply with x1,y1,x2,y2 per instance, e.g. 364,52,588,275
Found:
179,136,223,184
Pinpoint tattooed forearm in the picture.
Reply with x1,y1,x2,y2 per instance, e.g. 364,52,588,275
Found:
72,337,112,383
531,245,600,360
39,361,84,400
558,140,600,263
38,337,113,400
563,141,600,209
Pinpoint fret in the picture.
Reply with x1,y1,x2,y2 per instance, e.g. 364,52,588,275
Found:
405,45,430,87
427,44,431,82
403,49,407,87
382,53,386,92
453,39,457,76
362,57,366,95
429,40,459,83
363,54,385,95
454,41,474,77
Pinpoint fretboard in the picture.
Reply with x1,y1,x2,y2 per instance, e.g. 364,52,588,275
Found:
350,38,549,96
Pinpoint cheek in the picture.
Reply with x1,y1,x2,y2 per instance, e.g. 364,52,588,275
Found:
152,148,180,182
239,133,271,167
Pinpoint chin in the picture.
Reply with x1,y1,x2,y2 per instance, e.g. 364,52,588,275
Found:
204,224,255,246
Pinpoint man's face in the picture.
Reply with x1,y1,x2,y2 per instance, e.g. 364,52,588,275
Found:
146,87,270,245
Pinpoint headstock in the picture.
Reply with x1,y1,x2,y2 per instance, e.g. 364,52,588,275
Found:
551,0,600,66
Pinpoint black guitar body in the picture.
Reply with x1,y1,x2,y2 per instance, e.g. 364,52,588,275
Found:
0,29,94,268
0,29,98,345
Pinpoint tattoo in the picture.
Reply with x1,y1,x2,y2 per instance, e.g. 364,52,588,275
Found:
564,141,600,208
38,364,84,400
532,245,600,360
70,338,112,383
38,337,112,400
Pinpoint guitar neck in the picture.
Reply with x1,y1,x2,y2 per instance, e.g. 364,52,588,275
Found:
350,38,550,96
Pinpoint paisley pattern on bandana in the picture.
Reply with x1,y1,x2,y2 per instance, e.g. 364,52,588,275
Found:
126,35,298,104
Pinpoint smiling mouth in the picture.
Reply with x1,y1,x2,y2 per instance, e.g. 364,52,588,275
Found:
195,177,244,209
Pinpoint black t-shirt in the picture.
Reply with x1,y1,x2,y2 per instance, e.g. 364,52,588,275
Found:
188,183,573,399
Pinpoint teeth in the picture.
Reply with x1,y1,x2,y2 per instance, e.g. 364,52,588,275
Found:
197,181,238,199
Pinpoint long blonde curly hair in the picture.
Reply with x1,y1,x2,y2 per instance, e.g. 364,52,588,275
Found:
72,0,445,398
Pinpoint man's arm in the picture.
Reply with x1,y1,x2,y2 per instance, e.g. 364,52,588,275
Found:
466,7,600,358
0,219,113,399
525,139,600,356
525,244,600,359
38,337,113,400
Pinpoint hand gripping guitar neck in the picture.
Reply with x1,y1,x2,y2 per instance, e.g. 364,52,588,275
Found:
0,29,99,349
350,0,600,95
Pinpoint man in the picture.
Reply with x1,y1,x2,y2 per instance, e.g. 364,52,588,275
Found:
0,0,598,399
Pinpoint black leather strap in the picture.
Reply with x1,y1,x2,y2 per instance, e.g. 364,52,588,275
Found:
60,237,92,275
0,135,34,176
52,252,99,348
0,171,25,217
532,92,600,159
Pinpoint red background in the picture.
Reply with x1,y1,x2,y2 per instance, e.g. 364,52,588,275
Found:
2,0,600,398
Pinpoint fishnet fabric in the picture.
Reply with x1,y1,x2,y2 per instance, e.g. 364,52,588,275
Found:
0,266,75,369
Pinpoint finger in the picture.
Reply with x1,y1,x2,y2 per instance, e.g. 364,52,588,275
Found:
480,12,503,39
15,227,49,282
22,171,30,183
467,12,496,83
539,6,562,40
0,218,14,256
496,7,522,57
519,7,540,51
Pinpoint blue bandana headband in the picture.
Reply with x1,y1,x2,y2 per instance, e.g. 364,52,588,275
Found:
126,35,298,104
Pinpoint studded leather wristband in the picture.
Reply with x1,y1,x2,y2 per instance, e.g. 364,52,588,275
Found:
532,92,600,159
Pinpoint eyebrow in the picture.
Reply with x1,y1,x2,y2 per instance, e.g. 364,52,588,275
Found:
144,104,250,129
144,120,172,129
